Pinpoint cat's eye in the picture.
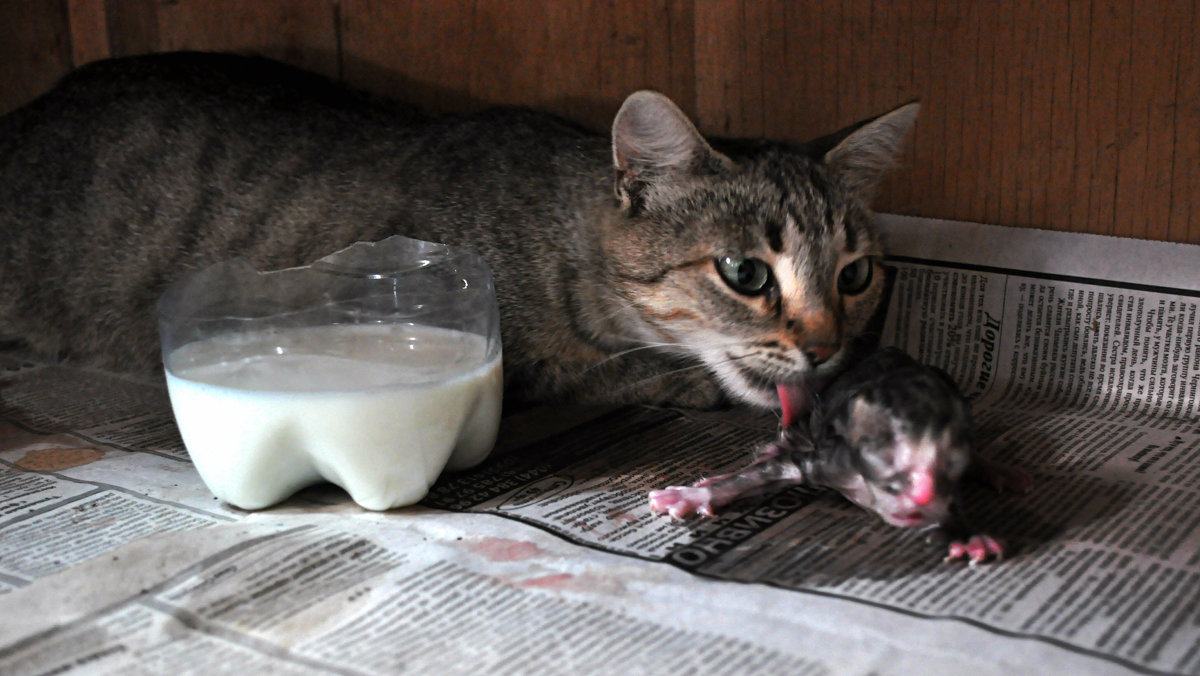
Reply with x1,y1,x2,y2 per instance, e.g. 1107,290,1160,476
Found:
716,256,773,296
837,257,873,295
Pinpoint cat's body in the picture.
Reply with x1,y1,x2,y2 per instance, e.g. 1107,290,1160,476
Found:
0,52,917,410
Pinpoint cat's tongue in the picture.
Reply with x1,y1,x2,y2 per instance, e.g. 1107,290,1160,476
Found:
776,382,811,429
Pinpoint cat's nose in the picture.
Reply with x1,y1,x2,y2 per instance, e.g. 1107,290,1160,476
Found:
789,309,841,366
804,344,838,366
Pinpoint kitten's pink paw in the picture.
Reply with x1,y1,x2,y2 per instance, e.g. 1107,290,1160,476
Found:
945,534,1006,565
648,486,715,519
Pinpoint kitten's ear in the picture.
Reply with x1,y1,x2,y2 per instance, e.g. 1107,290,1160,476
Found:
611,91,730,209
822,102,920,204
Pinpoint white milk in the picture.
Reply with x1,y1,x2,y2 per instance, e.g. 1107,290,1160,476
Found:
165,324,502,511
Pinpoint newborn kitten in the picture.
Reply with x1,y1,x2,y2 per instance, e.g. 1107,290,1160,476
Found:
0,52,918,411
649,348,1034,564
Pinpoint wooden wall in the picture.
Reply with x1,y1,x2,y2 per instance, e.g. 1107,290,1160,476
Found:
1,0,1196,244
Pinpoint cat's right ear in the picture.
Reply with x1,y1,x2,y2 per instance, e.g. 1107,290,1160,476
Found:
821,101,920,205
611,91,730,211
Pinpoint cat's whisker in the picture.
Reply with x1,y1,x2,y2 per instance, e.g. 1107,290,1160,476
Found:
607,352,754,394
580,338,697,374
584,333,757,374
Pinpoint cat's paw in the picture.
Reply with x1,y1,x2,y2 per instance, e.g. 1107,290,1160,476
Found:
648,486,716,519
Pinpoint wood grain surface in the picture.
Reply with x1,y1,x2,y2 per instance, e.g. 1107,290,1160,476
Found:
1,0,1196,243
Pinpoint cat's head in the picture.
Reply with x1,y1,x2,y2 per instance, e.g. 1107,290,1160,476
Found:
605,91,918,410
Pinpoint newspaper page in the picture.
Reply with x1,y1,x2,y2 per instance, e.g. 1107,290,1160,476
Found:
1,215,1197,675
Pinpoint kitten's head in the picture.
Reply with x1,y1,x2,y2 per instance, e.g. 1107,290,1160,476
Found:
817,364,973,528
606,91,918,409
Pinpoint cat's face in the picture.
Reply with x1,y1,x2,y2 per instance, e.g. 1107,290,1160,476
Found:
609,92,917,409
605,154,886,408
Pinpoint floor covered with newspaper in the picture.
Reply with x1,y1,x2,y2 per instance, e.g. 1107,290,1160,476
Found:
1,217,1197,675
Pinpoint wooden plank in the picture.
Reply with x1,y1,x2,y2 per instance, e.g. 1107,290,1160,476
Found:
1025,0,1063,230
1011,0,1033,228
738,0,769,137
1065,0,1093,234
3,0,1198,243
816,0,844,136
340,0,476,114
871,0,909,213
660,0,697,122
464,1,549,110
778,0,817,141
950,2,981,224
1084,0,1126,237
975,1,998,226
607,1,657,120
1114,4,1159,239
757,0,788,137
342,0,694,132
1046,1,1077,233
993,2,1018,229
0,1,73,115
693,0,745,135
540,0,604,125
892,0,918,213
68,0,110,66
971,0,990,224
1138,2,1185,243
102,0,160,57
541,0,695,132
1168,0,1199,244
645,0,693,115
153,0,340,78
792,0,841,139
922,0,955,223
839,2,871,125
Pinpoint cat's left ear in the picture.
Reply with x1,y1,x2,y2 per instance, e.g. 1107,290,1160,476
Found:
822,102,920,204
611,91,731,210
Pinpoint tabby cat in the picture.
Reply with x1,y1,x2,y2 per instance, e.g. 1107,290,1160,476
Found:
0,52,918,410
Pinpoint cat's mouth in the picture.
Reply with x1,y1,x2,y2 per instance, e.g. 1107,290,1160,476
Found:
775,367,840,428
733,369,816,427
732,361,776,393
776,382,809,428
731,362,797,411
718,352,838,413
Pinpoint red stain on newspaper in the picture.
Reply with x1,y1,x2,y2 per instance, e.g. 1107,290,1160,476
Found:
465,537,545,562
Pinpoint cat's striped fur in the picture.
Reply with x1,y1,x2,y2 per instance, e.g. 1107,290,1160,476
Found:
0,52,917,410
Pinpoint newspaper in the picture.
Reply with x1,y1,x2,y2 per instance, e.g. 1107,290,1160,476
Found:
1,215,1197,675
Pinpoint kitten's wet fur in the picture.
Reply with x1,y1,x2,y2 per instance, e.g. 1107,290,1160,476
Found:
649,347,1035,564
0,52,918,410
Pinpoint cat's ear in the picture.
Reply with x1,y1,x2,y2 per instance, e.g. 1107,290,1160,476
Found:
821,102,920,204
611,91,731,209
